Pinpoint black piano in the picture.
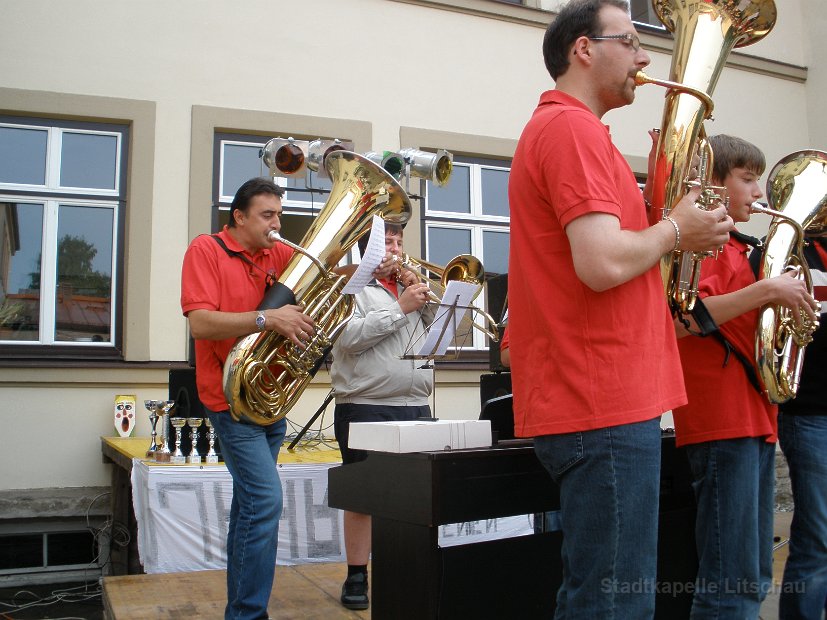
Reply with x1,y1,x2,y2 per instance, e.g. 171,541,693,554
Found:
328,440,562,618
328,434,696,620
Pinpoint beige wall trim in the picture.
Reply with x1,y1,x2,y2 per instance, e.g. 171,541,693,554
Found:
400,126,518,160
0,365,172,386
389,1,807,84
388,0,551,27
0,87,157,361
188,105,373,240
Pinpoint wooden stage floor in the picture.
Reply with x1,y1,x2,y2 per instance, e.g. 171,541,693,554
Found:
103,562,370,619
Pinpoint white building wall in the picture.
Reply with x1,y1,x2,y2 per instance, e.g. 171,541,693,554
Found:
0,0,822,491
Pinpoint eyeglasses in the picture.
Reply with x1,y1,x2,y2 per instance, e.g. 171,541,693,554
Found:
587,33,641,52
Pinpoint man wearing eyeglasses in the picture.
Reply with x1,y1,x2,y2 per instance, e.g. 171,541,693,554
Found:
507,1,734,617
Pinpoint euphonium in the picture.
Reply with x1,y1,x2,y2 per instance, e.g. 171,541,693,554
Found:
397,253,500,342
223,151,412,425
635,0,777,313
751,150,827,403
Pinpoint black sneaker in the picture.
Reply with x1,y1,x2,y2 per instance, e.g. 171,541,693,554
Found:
340,572,369,610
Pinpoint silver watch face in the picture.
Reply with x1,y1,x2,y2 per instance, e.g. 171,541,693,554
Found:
256,313,265,330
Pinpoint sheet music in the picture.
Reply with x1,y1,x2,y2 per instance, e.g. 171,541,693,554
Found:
342,216,386,295
415,280,479,357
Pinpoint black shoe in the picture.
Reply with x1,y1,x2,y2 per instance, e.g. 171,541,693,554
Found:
341,572,369,610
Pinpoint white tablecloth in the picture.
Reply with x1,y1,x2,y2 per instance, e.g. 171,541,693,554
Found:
131,457,535,574
131,459,344,573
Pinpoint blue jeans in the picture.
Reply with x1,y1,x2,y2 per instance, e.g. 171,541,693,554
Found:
207,409,287,620
534,417,662,619
685,437,775,619
778,413,827,620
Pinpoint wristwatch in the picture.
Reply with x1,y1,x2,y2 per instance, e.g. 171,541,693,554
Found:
255,311,266,332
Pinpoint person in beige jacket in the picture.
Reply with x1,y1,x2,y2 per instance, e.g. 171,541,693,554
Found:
330,222,434,610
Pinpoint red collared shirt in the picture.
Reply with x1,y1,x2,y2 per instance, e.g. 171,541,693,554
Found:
509,90,685,436
180,226,293,412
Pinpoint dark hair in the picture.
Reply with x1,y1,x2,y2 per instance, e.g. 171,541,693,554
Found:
542,0,629,80
228,177,286,228
357,222,404,257
707,134,766,183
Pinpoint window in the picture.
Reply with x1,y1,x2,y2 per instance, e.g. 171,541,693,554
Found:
214,133,334,243
424,155,510,351
630,0,664,29
0,118,127,355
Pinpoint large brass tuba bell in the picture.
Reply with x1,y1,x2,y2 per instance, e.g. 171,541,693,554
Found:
636,0,777,313
751,150,827,403
222,151,412,425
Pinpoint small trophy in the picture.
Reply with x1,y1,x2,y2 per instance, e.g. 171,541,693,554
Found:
154,400,175,463
170,417,187,465
205,418,219,464
187,418,203,464
144,399,160,457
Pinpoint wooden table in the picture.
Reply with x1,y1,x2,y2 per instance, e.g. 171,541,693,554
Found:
101,437,151,575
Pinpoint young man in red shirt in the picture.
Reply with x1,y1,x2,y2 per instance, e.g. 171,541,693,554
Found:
672,135,818,618
508,1,733,616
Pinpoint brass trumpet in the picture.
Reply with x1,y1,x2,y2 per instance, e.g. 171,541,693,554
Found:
395,253,500,342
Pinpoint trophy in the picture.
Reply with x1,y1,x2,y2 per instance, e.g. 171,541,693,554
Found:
205,418,219,464
144,399,160,457
154,400,175,463
170,417,187,465
187,418,203,464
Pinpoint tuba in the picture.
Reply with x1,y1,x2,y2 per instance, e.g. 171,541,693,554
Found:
223,151,412,425
635,0,777,313
398,253,500,342
751,150,827,403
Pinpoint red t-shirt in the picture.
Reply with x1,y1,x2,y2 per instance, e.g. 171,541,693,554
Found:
673,235,777,446
180,227,293,412
508,90,686,436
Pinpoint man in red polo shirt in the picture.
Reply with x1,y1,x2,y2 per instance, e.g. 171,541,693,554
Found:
507,1,734,616
181,177,314,620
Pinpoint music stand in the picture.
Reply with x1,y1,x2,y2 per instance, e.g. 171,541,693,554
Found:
287,388,335,451
401,280,480,360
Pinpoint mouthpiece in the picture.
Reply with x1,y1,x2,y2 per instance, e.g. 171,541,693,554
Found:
268,231,281,242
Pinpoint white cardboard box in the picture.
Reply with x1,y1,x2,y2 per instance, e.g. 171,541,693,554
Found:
348,420,492,453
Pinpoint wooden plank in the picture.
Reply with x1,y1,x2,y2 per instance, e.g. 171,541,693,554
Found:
103,564,370,620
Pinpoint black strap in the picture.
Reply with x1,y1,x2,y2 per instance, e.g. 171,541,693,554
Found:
209,234,276,290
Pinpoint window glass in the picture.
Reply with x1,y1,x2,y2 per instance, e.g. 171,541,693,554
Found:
631,0,663,27
427,165,471,214
222,143,267,198
427,227,472,266
423,155,511,351
60,132,118,190
0,126,47,185
0,202,44,342
483,229,510,275
480,168,510,217
54,204,114,342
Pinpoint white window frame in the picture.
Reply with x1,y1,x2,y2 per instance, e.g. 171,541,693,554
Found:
424,159,511,351
0,123,123,197
0,119,125,351
0,197,119,346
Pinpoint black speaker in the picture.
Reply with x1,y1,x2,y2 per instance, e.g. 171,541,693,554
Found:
486,273,508,372
167,368,221,460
